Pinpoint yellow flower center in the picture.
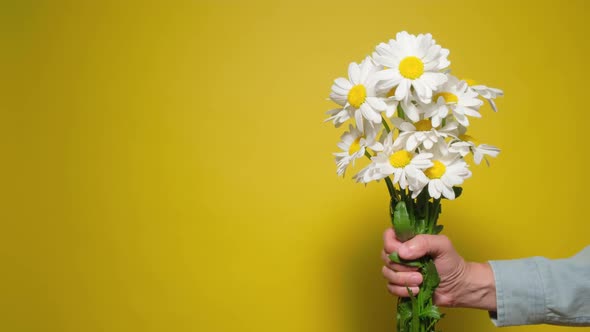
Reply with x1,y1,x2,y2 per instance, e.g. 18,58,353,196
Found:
459,134,478,145
463,78,477,86
347,85,367,108
399,56,424,79
425,160,446,179
389,150,413,168
414,119,433,131
348,137,362,156
433,92,459,104
386,87,397,98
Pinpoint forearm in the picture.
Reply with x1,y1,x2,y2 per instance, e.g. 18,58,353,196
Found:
488,247,590,327
453,262,497,311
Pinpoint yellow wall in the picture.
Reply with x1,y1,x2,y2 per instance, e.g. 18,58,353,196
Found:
1,1,588,331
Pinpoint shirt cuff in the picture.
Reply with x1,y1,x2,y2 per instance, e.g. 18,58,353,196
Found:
487,257,546,326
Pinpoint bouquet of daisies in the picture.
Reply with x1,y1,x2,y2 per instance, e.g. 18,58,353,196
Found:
325,31,503,332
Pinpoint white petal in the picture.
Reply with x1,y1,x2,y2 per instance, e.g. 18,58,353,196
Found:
399,122,416,132
442,184,455,200
413,79,432,103
474,151,483,165
372,54,398,68
366,97,387,111
361,103,382,124
428,182,439,198
406,134,419,151
488,99,498,112
455,113,469,127
402,100,420,122
355,109,364,132
395,79,411,101
348,63,360,85
335,78,352,90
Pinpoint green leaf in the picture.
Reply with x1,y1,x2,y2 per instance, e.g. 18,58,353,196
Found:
433,224,444,234
415,218,428,234
420,305,442,320
420,260,440,300
391,201,415,242
453,186,463,199
389,252,424,268
397,300,412,331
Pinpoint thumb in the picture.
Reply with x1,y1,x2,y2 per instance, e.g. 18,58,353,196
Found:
398,234,451,260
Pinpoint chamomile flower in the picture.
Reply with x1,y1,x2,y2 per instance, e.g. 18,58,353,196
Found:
426,75,483,127
354,132,432,190
391,117,458,151
376,85,422,122
334,123,384,176
373,31,450,104
326,57,387,132
449,127,500,165
463,79,504,112
411,146,471,200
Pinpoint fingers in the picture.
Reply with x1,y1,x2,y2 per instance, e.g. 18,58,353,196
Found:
398,234,452,261
383,227,403,254
382,264,422,297
382,265,423,286
386,284,420,297
381,249,419,272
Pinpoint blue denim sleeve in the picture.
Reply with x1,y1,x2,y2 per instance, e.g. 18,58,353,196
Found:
487,246,590,327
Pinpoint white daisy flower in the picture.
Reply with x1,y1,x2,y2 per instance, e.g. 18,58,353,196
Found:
391,117,459,151
376,85,422,122
373,31,450,104
411,146,471,200
326,57,387,132
426,75,483,127
333,123,384,176
354,132,432,190
449,127,500,166
463,79,504,112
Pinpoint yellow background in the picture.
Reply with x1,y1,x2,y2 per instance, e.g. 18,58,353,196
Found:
1,0,589,331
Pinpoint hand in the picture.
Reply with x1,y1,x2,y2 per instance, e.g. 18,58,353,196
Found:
381,228,497,311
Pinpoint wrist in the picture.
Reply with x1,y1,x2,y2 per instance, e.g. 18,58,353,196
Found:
453,262,497,311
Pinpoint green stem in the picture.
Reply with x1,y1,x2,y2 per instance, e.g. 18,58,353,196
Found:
429,198,441,232
397,104,406,120
385,177,396,198
410,290,419,332
390,198,443,332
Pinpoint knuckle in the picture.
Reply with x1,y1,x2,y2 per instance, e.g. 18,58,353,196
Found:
390,263,408,272
383,228,392,245
383,228,391,240
383,267,396,283
386,284,395,295
389,262,403,272
382,250,392,264
384,238,397,254
439,234,450,245
413,236,427,252
387,284,402,297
